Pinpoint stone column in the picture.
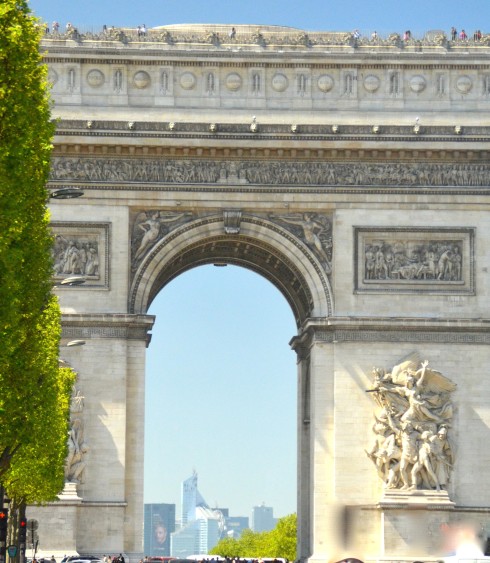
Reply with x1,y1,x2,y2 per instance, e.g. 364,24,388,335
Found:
291,333,312,562
293,326,337,563
124,335,150,558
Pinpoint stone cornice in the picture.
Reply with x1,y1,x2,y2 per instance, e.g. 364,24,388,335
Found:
42,49,490,67
61,313,155,343
298,316,490,344
53,120,490,139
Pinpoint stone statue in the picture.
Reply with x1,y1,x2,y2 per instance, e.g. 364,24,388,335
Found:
366,353,456,491
65,385,89,484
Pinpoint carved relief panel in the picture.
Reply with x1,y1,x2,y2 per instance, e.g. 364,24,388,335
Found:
354,227,475,293
51,222,110,288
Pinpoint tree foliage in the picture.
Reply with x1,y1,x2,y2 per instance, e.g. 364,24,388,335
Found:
210,514,297,562
0,0,75,505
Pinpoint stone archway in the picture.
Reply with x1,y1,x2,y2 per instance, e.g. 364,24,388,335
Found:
130,213,333,324
31,24,490,563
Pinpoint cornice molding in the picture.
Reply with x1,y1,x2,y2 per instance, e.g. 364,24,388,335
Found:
53,120,490,139
298,316,490,344
61,313,155,342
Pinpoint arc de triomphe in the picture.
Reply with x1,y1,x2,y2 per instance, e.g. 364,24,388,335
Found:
30,25,490,562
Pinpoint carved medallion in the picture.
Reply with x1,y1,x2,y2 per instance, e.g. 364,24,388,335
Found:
86,69,105,88
133,71,151,89
225,72,242,91
456,75,472,94
180,72,197,90
363,74,380,93
48,69,59,85
271,73,289,92
409,75,426,93
317,74,335,93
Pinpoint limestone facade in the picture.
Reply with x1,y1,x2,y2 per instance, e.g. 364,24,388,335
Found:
28,25,490,563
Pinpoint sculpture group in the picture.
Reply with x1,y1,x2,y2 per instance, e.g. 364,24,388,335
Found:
366,354,456,492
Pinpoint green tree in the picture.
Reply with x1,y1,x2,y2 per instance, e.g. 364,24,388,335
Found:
211,514,297,561
0,0,75,510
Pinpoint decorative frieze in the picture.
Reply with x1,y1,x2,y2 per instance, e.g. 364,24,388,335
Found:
49,156,490,188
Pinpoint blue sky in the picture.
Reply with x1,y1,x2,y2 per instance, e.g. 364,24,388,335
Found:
144,266,297,518
32,0,490,522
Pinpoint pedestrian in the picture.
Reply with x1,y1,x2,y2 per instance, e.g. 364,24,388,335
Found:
52,21,59,33
459,29,467,40
229,27,236,40
451,27,457,41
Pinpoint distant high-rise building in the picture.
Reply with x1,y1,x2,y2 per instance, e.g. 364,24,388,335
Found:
171,473,226,556
144,503,176,556
181,470,208,525
225,516,249,539
251,504,275,532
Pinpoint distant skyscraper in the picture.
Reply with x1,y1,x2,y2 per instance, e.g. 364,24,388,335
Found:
251,504,275,532
144,503,176,556
181,470,208,525
171,472,225,556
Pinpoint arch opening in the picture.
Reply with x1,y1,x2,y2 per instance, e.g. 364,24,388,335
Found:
143,264,298,543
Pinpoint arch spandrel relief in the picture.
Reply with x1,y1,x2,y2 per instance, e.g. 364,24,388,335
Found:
366,353,456,496
130,209,333,275
128,212,333,322
131,210,194,269
269,213,332,274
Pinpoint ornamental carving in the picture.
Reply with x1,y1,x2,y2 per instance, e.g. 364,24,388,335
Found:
50,157,490,188
270,213,332,274
364,239,462,282
65,384,89,484
366,354,456,492
355,228,474,294
51,223,110,287
131,210,194,267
